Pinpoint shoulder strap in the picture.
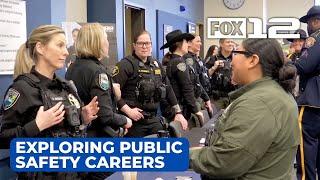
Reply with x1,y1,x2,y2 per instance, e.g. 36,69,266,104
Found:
56,76,84,107
15,73,41,88
124,55,139,80
14,73,53,110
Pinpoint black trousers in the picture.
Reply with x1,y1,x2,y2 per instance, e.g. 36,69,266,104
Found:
296,106,320,180
125,116,164,137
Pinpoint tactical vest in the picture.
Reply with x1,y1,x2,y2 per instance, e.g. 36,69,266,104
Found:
198,60,211,94
185,57,202,98
123,56,166,112
15,73,85,138
210,56,235,98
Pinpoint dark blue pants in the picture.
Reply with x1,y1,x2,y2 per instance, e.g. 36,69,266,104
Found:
296,106,320,180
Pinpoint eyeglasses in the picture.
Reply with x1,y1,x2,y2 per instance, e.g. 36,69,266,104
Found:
232,50,254,57
135,41,152,47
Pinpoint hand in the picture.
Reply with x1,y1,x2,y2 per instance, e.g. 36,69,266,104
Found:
35,102,65,131
112,83,121,101
124,117,133,129
174,113,188,130
205,100,214,118
195,111,204,127
82,96,99,125
216,60,225,68
128,107,144,121
216,60,224,67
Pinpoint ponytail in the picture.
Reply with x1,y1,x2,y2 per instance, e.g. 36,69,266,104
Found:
162,52,172,66
278,63,297,94
13,43,34,79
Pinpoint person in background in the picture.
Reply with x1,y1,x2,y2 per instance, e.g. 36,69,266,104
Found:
294,6,320,180
0,25,99,180
65,28,79,68
183,34,213,119
112,30,188,137
66,23,132,179
161,30,204,126
286,29,307,63
66,23,132,138
13,44,34,79
205,38,235,110
190,38,299,180
204,45,219,64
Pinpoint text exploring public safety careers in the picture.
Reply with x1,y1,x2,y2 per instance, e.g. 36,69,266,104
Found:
10,138,189,172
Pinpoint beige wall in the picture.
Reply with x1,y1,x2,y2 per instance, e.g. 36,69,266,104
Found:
203,0,314,56
66,0,87,22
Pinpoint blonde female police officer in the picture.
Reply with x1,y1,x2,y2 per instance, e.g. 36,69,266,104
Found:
0,25,99,180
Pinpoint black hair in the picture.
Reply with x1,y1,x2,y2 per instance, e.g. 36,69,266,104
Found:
162,52,171,66
242,39,296,93
205,45,218,60
168,41,183,53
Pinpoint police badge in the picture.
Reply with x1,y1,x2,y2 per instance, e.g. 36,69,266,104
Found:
68,94,81,108
112,66,119,77
3,88,20,110
99,73,110,90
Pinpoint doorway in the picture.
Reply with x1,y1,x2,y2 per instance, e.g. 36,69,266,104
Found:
197,23,204,59
124,4,145,56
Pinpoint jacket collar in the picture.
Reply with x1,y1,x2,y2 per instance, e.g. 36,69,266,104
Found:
229,77,273,101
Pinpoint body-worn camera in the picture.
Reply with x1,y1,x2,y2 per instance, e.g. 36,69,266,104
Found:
218,60,231,70
64,105,82,137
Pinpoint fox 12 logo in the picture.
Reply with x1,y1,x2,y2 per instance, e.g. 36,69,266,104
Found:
207,17,301,39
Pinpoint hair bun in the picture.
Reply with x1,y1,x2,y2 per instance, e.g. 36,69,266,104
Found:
278,63,297,93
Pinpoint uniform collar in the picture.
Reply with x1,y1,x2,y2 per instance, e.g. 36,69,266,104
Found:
132,53,151,65
229,77,273,101
171,53,182,59
188,51,197,57
310,29,320,38
217,50,232,61
78,56,103,65
30,66,62,88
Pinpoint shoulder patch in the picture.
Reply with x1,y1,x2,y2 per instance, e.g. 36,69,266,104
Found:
99,73,110,90
185,58,194,66
112,66,120,77
3,88,20,110
177,62,187,72
305,37,316,48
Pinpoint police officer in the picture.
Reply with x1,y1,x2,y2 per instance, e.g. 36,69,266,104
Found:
112,30,188,137
66,23,132,180
206,38,235,110
286,29,307,63
183,35,213,117
66,23,132,139
160,30,204,125
65,28,79,68
294,6,320,180
0,25,99,180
